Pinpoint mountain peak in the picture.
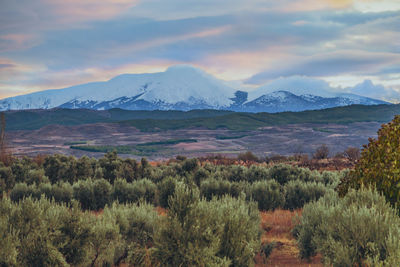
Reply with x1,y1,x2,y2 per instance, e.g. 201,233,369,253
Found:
0,69,388,112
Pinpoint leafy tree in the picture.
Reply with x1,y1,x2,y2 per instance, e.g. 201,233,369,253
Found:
313,144,329,159
99,151,121,183
338,115,400,209
0,166,14,192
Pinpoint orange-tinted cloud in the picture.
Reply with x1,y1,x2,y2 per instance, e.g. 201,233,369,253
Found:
281,0,398,12
199,47,301,81
42,0,139,24
0,34,39,52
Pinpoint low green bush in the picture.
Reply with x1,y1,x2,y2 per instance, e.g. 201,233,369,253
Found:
294,189,400,266
283,181,330,210
103,202,158,266
153,183,261,267
249,180,284,211
158,176,177,208
200,178,232,200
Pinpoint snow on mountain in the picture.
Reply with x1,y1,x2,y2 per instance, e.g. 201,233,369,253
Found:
247,76,335,102
0,66,390,112
0,65,236,111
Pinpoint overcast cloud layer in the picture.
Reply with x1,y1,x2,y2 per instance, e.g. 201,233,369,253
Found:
0,0,399,101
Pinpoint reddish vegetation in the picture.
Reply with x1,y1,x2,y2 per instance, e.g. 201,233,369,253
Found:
155,206,167,216
255,209,322,267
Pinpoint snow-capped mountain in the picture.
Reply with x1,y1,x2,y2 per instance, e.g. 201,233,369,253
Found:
0,65,389,112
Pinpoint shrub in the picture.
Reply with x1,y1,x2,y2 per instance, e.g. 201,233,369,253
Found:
56,202,92,265
181,158,199,173
238,151,259,162
295,189,400,266
313,144,329,159
87,211,121,267
249,180,284,211
246,165,270,183
92,178,112,210
153,183,261,266
73,180,95,210
153,183,224,266
268,164,315,185
343,147,360,161
0,166,15,191
158,176,177,208
10,183,36,202
207,196,261,266
103,202,158,266
283,181,329,210
200,178,232,200
132,179,158,205
50,182,73,204
4,197,69,266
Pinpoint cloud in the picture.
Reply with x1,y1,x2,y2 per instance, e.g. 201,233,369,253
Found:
0,0,138,32
0,0,399,100
346,79,400,102
246,50,400,84
248,75,400,102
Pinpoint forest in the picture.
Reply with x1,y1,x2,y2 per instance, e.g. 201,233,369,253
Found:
0,115,400,266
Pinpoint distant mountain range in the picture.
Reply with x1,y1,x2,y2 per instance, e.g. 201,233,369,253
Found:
0,65,388,112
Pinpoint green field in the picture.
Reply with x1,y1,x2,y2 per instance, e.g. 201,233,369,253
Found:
4,104,400,132
64,141,87,146
216,134,248,140
70,145,133,154
70,139,198,154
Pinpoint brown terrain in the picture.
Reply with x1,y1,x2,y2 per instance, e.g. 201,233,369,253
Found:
7,121,380,160
256,209,322,267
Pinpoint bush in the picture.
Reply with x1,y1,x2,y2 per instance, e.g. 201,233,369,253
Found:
158,176,177,208
268,164,315,185
344,147,360,161
238,151,259,162
56,201,92,265
10,183,36,202
246,165,270,183
103,202,158,266
153,183,261,266
87,211,120,266
313,144,329,159
0,166,15,191
3,197,70,266
200,178,232,200
295,189,400,266
73,180,95,210
283,181,329,210
249,180,284,211
50,182,73,203
132,179,158,204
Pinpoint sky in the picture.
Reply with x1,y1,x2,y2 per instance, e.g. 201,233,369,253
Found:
0,0,400,101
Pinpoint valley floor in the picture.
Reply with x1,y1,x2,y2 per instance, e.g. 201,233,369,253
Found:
7,121,380,160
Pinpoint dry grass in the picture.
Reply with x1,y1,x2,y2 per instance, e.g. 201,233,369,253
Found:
256,209,322,267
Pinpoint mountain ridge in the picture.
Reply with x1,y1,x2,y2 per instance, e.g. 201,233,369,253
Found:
0,65,389,112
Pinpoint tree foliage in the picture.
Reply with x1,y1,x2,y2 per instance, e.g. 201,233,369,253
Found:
338,115,400,209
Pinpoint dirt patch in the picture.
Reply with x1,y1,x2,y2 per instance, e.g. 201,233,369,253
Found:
173,141,217,151
256,209,322,267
